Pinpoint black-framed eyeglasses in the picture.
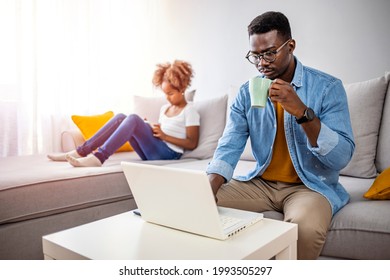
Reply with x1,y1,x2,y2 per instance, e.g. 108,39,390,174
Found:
245,39,291,64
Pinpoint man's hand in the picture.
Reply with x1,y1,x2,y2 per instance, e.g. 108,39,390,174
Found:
208,173,225,202
268,79,306,118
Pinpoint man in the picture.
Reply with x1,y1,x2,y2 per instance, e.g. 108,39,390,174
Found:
206,11,355,259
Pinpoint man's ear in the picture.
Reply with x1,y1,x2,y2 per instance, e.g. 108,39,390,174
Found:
288,39,296,53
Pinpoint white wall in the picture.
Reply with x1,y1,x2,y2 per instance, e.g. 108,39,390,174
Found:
149,0,390,100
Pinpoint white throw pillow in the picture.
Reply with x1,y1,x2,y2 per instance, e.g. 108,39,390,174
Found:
182,95,228,159
340,74,389,178
132,96,166,124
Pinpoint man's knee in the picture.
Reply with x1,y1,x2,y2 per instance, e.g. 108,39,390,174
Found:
285,208,331,259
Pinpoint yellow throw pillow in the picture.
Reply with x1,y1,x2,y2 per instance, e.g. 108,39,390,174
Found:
363,167,390,200
71,111,133,153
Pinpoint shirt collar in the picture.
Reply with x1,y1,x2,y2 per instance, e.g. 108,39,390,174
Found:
291,56,303,88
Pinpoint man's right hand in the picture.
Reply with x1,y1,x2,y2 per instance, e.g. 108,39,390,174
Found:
208,173,225,202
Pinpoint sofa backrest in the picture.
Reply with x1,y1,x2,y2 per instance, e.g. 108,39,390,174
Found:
340,72,390,178
375,72,390,172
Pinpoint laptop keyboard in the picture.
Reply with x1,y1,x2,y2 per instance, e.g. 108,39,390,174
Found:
219,215,241,229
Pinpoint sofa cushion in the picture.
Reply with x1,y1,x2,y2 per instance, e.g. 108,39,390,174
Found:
363,167,390,200
133,94,228,160
340,74,389,178
182,95,228,159
71,111,133,152
321,176,390,259
0,153,198,225
0,153,135,225
132,95,166,123
376,72,390,172
71,111,114,139
61,129,85,152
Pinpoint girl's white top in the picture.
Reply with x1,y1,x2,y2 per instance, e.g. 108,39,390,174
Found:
158,103,200,153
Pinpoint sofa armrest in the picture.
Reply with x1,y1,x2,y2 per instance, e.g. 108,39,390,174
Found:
61,129,85,152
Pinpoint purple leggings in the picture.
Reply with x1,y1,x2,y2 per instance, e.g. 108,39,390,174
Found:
77,113,182,163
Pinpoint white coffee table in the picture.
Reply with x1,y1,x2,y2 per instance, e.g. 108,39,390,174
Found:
42,211,297,260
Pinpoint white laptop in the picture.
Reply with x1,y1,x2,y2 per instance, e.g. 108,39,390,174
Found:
121,162,263,240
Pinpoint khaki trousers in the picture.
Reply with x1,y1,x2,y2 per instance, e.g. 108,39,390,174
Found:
216,178,332,260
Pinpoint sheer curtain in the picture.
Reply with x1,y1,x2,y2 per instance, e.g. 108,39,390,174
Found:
0,0,161,156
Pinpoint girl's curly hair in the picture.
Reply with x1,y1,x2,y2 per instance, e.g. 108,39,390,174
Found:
152,60,194,93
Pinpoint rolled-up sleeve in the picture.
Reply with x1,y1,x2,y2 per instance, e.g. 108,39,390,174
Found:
206,159,234,182
308,123,339,156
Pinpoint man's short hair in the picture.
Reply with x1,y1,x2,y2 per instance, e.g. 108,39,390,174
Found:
248,11,292,40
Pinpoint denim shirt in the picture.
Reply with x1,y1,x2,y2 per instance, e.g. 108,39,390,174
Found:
206,58,355,215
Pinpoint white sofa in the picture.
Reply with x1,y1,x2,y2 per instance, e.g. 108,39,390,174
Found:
1,73,389,260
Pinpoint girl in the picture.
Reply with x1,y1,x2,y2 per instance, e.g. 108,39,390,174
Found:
48,60,200,167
